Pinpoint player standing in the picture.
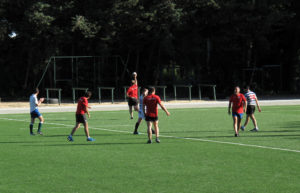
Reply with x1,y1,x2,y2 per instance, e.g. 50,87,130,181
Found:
67,91,95,142
127,72,139,119
228,86,247,137
241,86,261,132
143,87,170,143
29,88,45,135
133,88,155,135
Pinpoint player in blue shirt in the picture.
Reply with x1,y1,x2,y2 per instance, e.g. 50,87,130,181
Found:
29,88,45,135
241,86,261,132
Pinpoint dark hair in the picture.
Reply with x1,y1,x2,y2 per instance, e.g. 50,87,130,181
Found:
148,87,155,94
33,88,39,94
84,91,92,98
245,85,250,90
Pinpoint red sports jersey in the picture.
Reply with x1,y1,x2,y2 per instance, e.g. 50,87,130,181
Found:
143,94,161,117
127,84,138,99
229,93,246,114
76,97,88,114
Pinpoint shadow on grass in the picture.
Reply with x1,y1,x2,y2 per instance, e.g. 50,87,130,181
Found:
279,121,300,129
260,130,300,133
160,130,221,134
0,141,42,144
184,134,300,139
23,142,146,146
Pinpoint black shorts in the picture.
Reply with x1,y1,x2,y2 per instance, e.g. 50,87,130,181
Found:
246,105,255,115
145,116,158,122
128,97,138,106
76,114,87,123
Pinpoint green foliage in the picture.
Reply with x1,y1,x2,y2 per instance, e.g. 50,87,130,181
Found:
71,15,101,38
0,0,299,97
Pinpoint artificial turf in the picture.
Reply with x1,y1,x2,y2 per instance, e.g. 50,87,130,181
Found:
0,105,299,193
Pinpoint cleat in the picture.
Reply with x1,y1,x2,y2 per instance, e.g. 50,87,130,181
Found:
30,132,35,136
155,138,160,143
37,131,43,135
250,128,258,132
152,129,155,134
133,131,139,135
130,117,133,119
67,135,73,142
234,133,239,137
87,137,95,142
147,139,152,144
241,126,245,131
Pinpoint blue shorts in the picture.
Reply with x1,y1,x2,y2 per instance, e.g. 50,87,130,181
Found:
232,112,243,119
138,110,145,119
30,109,42,119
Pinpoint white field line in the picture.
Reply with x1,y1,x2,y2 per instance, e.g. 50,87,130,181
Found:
1,117,300,154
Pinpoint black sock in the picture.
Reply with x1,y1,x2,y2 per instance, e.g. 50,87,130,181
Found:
30,124,33,133
38,123,43,132
135,122,139,131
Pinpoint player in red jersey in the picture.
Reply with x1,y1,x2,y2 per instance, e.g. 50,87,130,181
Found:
228,86,247,137
67,91,95,142
143,87,170,143
127,72,139,119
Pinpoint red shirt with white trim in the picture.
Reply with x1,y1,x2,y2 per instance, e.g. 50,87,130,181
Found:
229,93,246,114
143,94,161,117
127,85,138,99
76,97,88,115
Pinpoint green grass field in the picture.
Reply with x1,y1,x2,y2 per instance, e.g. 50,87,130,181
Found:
0,105,300,193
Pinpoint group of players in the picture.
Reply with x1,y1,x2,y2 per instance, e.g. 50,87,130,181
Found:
29,73,261,143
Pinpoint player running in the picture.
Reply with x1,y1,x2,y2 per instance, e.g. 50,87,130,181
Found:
29,88,45,135
241,86,261,132
127,72,139,119
228,86,247,137
143,87,170,143
67,91,95,142
133,88,155,135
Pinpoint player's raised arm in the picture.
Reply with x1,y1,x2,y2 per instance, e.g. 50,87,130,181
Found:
132,72,137,85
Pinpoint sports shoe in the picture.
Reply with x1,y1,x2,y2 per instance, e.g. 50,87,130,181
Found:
155,138,160,143
147,139,152,144
87,137,95,142
67,135,73,142
234,133,239,137
152,129,155,134
37,131,43,135
241,126,245,131
133,131,139,135
130,117,133,119
30,132,35,136
250,128,259,132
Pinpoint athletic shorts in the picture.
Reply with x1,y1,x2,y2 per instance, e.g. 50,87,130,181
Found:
138,110,145,119
145,116,158,122
76,114,87,123
30,109,42,119
128,97,138,106
232,112,243,119
246,105,255,115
